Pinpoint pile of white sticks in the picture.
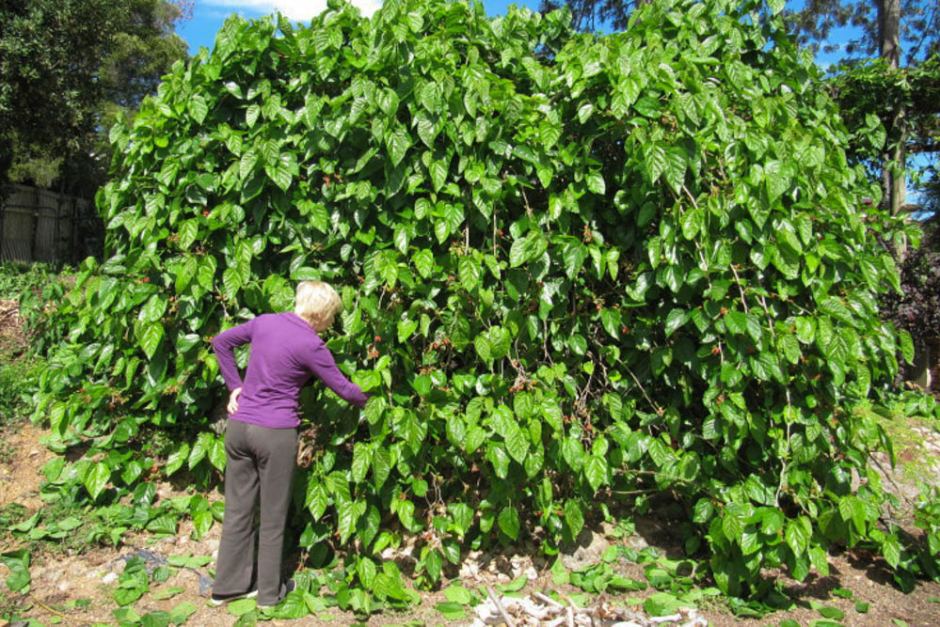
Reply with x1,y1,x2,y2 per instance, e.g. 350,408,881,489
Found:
470,587,708,627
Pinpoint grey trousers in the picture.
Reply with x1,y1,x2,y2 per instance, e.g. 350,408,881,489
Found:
213,419,298,605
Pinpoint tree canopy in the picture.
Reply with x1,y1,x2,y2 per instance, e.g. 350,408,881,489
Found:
0,0,189,194
539,0,646,31
791,0,938,64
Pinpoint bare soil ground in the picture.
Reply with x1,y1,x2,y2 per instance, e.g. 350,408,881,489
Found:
0,299,26,355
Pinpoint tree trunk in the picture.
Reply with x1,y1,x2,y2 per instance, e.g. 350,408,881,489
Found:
878,0,906,258
879,0,901,68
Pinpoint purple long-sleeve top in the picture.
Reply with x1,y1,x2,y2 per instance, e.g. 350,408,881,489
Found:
211,312,368,429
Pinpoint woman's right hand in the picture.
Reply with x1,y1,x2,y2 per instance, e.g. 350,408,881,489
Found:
227,387,242,414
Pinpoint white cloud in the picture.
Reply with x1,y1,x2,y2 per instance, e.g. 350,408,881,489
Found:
206,0,381,21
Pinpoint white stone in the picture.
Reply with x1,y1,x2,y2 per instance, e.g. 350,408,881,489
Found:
102,571,119,584
459,561,480,578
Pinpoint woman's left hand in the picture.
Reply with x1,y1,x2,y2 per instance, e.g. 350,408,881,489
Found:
227,387,242,414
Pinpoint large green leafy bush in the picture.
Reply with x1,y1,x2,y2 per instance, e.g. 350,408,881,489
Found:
32,0,933,597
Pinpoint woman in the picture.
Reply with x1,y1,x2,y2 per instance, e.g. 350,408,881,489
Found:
209,280,368,608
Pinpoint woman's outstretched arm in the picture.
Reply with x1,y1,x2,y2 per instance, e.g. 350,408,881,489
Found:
305,341,368,407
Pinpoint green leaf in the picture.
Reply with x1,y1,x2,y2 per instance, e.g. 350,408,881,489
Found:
584,455,607,492
779,333,801,365
351,442,371,483
207,435,226,471
785,516,811,557
503,422,529,464
497,505,520,540
265,153,296,191
429,158,448,191
153,586,184,600
795,316,815,344
681,207,703,240
1,550,30,593
882,534,901,568
397,318,418,343
268,591,311,619
412,249,434,278
245,104,260,128
239,149,258,180
644,592,685,617
423,548,443,582
600,308,621,338
577,101,594,123
227,598,257,616
137,321,164,359
664,308,688,337
458,256,481,291
498,575,528,593
435,602,466,620
140,611,172,627
443,584,473,605
189,95,209,124
509,231,547,267
564,499,584,538
562,240,588,279
83,462,111,500
643,142,667,184
725,311,747,336
898,329,914,365
817,606,844,620
386,127,412,167
169,601,198,624
138,294,167,323
586,171,605,195
178,220,199,251
663,145,687,191
165,443,190,476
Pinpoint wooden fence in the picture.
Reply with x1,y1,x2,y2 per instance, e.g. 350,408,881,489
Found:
0,184,101,264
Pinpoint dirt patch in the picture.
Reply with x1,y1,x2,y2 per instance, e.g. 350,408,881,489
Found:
702,550,940,626
20,526,451,626
0,299,26,355
9,513,940,626
0,421,55,514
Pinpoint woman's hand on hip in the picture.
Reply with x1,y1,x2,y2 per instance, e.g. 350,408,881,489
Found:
227,387,242,414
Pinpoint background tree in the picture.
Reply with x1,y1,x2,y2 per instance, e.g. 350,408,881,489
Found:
0,0,190,197
538,0,648,31
541,0,938,216
790,0,938,216
790,0,937,63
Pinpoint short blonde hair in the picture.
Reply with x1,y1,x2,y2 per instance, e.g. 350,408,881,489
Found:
294,281,343,327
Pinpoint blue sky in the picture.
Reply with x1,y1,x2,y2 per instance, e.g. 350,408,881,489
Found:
178,1,541,55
